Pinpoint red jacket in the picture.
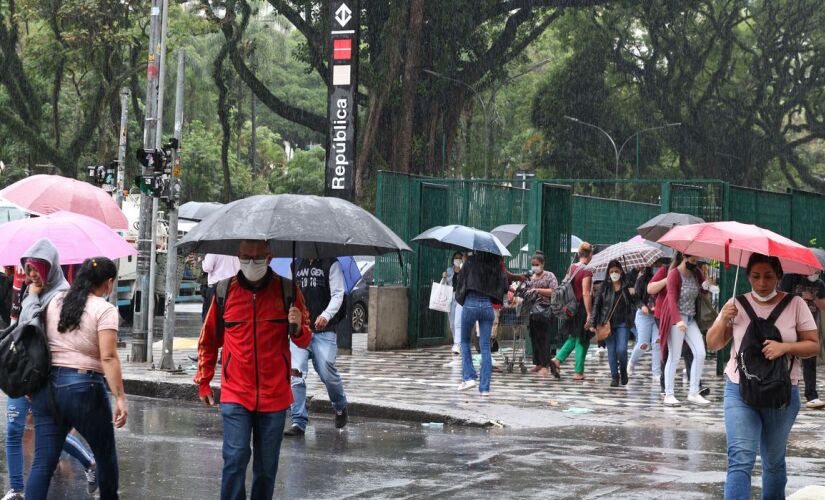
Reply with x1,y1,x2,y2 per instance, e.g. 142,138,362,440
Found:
195,272,312,412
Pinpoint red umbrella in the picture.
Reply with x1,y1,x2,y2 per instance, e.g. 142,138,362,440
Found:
657,221,821,274
0,174,128,230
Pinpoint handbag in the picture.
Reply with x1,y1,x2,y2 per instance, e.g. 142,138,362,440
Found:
428,278,453,313
696,293,717,332
594,294,622,342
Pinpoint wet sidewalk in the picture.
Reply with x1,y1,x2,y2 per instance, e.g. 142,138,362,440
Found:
118,319,825,432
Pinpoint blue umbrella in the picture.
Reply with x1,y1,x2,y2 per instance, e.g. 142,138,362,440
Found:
412,225,511,257
269,256,362,294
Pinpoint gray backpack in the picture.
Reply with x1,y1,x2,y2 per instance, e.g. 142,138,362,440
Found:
549,264,583,320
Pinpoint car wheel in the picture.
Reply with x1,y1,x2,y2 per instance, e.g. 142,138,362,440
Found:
351,302,367,332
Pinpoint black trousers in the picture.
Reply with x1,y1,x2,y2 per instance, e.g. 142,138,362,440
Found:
803,356,819,402
529,315,553,367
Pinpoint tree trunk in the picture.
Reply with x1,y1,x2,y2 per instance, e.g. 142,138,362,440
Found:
392,0,425,174
250,92,257,175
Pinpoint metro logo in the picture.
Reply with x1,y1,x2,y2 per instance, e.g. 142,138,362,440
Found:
333,39,352,60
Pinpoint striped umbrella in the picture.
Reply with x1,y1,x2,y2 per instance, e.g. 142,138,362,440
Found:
585,241,665,275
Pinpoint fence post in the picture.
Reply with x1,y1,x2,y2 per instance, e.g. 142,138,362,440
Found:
660,181,671,213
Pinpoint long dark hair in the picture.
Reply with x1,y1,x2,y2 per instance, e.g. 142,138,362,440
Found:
58,257,117,333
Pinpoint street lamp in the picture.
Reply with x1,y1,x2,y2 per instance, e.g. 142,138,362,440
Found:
564,116,681,198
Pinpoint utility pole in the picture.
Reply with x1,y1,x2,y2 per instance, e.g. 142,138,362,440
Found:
147,0,171,365
110,89,130,313
132,0,163,362
160,49,185,371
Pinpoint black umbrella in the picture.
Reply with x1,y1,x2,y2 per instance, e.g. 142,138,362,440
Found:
637,212,705,242
178,201,224,221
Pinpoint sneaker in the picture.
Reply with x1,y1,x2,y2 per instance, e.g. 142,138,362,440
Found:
85,463,97,494
597,346,607,357
627,364,635,377
451,345,461,355
805,398,825,409
335,408,348,429
687,393,711,405
610,376,619,388
283,425,305,437
480,392,491,398
2,490,24,500
620,372,629,386
457,380,477,391
663,395,681,406
699,387,711,397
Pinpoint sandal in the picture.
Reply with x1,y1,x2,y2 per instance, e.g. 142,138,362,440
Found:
572,373,586,381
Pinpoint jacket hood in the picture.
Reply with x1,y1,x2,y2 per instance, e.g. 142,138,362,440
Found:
21,238,65,290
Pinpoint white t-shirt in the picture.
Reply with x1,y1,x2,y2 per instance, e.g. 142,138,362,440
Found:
723,292,816,385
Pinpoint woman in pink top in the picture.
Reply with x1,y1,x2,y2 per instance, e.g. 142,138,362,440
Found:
26,257,127,500
707,253,820,500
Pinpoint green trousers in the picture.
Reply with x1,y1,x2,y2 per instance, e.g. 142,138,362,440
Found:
555,335,589,374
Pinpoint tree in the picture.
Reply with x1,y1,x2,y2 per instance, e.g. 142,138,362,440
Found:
269,146,324,195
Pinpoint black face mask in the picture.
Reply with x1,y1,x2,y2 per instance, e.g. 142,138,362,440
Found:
685,261,697,271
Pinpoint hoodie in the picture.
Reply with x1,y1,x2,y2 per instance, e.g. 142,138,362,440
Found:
18,238,69,326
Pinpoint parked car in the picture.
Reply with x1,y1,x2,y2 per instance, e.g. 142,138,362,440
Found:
350,258,374,333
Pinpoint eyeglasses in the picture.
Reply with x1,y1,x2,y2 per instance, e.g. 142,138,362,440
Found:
239,258,267,265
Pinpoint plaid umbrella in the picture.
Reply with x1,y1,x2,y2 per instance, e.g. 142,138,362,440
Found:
585,241,665,275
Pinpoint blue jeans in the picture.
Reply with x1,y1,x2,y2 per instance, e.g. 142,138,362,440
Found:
27,368,118,499
290,331,348,430
220,403,286,500
5,398,94,493
629,310,662,376
724,379,800,500
605,323,630,377
460,293,495,393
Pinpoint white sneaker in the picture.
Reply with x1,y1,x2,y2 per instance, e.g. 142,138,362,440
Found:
663,395,681,406
597,346,606,357
480,392,491,398
805,398,825,409
627,364,635,377
687,392,711,405
457,380,477,391
2,490,24,500
451,345,461,355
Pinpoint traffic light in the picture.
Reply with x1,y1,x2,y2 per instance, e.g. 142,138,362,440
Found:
135,148,166,174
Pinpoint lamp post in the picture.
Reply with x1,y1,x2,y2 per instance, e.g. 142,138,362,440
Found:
564,116,681,198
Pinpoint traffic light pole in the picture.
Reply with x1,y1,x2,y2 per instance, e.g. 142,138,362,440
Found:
110,89,130,313
160,49,185,371
132,0,163,363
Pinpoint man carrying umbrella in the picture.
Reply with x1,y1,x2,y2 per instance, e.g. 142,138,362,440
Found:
284,257,350,436
195,240,312,500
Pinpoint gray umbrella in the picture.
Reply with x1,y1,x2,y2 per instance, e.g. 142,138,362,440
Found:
809,248,825,269
176,194,411,258
637,212,705,242
490,224,526,247
179,201,223,221
412,225,511,257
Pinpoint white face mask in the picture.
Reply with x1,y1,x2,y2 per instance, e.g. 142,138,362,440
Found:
240,258,269,282
610,272,622,283
752,289,778,302
531,266,542,275
808,273,820,283
453,259,463,269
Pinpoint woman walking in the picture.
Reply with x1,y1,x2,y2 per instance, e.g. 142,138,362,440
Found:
628,260,666,378
591,260,637,387
454,252,508,396
660,252,710,406
26,257,127,500
444,252,465,355
707,254,819,500
523,251,558,376
551,242,594,381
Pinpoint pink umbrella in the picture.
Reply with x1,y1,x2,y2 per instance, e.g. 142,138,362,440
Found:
0,212,136,265
0,174,128,230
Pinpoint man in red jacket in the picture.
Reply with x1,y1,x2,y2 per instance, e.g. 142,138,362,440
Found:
195,240,312,500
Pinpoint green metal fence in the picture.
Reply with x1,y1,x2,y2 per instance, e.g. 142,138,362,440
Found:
374,172,825,349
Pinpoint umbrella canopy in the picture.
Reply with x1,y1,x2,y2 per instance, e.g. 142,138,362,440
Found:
269,256,362,293
412,225,511,257
176,194,411,257
490,224,526,247
657,221,822,275
585,241,665,274
0,211,136,265
0,174,128,230
637,212,705,242
179,201,223,221
628,234,675,258
808,248,825,271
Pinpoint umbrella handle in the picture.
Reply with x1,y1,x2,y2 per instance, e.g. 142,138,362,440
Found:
289,241,298,336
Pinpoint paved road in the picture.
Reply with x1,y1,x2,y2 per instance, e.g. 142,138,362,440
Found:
2,396,824,499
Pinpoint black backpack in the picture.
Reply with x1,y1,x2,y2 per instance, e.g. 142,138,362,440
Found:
550,263,584,320
0,314,52,398
735,294,795,409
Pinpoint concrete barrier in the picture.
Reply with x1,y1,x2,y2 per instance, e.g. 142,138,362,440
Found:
368,285,408,351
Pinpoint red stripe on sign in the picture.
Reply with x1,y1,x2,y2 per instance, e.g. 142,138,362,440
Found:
333,38,352,60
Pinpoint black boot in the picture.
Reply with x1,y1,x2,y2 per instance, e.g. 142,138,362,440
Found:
620,370,629,386
610,376,619,388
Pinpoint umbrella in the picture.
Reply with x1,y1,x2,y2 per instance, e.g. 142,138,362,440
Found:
412,225,511,257
637,212,705,242
809,248,825,270
269,256,362,293
520,234,582,254
0,211,136,265
0,174,128,230
585,241,665,274
657,221,822,275
179,201,223,221
176,194,411,258
490,224,526,247
628,234,674,258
